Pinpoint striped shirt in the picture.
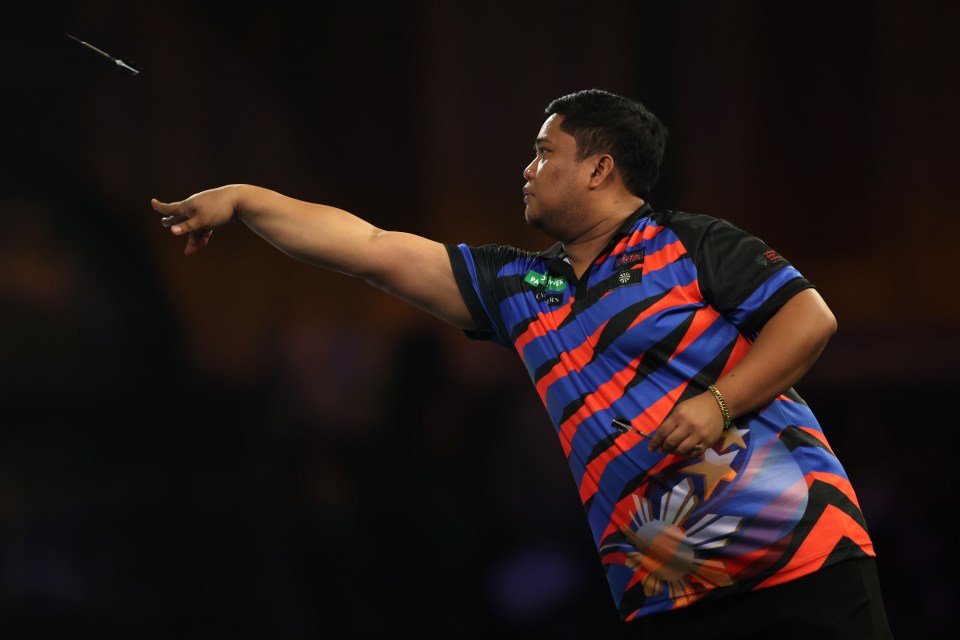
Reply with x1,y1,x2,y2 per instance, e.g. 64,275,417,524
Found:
445,204,875,620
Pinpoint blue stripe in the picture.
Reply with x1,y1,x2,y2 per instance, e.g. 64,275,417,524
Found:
726,266,803,326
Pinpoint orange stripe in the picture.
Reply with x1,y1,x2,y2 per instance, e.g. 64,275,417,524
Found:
594,226,666,266
597,235,632,265
535,319,610,399
558,352,646,456
755,502,874,589
642,239,687,273
627,281,702,332
577,381,691,504
665,305,722,365
805,470,864,512
642,224,664,241
513,301,574,357
794,426,835,455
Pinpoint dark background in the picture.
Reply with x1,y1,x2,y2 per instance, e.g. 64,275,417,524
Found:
1,1,956,638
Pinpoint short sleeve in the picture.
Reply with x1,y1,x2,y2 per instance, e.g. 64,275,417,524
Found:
667,213,814,339
444,242,520,348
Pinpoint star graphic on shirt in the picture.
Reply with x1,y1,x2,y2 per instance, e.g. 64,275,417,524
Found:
717,425,748,452
618,271,631,284
680,449,738,500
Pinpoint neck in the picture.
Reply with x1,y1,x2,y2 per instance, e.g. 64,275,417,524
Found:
563,197,645,278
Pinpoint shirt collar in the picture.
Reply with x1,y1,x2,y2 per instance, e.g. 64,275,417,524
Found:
538,202,654,265
612,202,654,238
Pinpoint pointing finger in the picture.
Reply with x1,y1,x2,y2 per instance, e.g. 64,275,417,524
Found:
151,197,179,214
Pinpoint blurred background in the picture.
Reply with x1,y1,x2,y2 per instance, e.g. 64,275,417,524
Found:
1,1,956,638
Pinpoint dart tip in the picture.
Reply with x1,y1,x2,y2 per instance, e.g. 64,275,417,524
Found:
116,59,141,76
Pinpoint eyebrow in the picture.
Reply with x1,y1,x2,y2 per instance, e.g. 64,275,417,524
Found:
533,137,549,151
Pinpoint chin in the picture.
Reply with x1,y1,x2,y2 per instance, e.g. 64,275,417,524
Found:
526,216,553,237
524,207,535,225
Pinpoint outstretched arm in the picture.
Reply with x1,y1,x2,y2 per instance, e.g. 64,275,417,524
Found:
151,184,476,331
646,287,838,456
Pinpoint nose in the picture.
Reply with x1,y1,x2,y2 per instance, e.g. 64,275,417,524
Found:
522,157,536,181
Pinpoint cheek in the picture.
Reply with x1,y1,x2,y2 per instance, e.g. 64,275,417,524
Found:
548,165,577,196
550,160,580,184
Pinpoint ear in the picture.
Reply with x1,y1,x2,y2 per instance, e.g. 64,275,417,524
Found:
587,154,616,189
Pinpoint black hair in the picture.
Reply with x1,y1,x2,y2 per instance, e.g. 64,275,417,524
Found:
545,89,668,199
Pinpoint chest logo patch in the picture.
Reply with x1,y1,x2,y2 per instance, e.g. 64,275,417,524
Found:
614,249,645,268
524,270,567,292
611,248,644,290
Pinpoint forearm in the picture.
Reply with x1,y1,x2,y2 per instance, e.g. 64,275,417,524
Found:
711,288,838,419
231,184,381,277
154,184,475,329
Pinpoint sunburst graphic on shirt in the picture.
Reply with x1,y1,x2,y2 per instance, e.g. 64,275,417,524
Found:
603,479,742,605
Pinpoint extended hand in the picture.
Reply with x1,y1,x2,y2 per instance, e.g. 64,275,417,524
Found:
151,185,240,255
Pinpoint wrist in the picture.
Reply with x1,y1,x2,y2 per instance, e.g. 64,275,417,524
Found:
707,384,733,430
225,184,250,223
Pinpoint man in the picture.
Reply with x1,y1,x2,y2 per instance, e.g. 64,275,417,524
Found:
152,89,893,638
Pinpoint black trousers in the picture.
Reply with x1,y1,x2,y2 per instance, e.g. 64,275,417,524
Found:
639,557,894,639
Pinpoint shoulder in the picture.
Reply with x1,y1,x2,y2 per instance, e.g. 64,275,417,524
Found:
650,208,728,232
649,208,760,249
447,241,558,270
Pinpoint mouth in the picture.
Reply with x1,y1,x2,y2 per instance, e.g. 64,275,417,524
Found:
522,187,533,202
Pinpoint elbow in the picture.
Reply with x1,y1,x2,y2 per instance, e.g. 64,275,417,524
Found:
819,304,838,338
787,288,838,351
813,305,838,353
802,287,838,343
822,301,838,338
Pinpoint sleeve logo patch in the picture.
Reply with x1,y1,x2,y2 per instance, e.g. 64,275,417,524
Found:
755,249,785,266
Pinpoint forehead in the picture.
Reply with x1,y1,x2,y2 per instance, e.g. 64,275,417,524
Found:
536,114,574,146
